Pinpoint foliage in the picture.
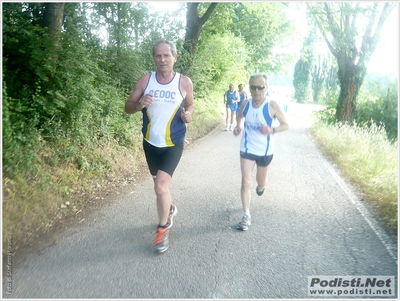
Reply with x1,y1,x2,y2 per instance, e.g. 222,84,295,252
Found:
314,88,340,124
2,2,144,249
202,2,296,74
2,72,41,175
353,77,398,141
191,33,249,97
233,2,294,73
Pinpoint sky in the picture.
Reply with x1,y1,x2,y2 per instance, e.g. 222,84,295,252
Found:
148,1,181,13
367,5,399,76
148,1,399,77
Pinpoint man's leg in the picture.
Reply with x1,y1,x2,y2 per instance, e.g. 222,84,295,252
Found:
225,108,230,130
151,170,172,253
153,170,172,226
149,141,183,252
230,110,236,129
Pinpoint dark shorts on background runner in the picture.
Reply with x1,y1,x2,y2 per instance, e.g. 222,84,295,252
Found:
240,152,273,167
143,139,184,177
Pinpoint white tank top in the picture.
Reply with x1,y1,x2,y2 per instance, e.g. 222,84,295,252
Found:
142,72,185,147
240,96,275,156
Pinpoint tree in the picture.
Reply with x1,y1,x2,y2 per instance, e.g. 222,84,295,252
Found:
307,2,396,122
202,2,295,74
190,32,249,96
182,2,218,75
231,2,295,73
293,28,315,103
184,3,218,55
325,56,339,93
92,3,142,50
311,53,328,103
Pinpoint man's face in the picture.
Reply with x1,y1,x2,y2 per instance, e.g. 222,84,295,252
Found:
249,77,267,101
153,43,177,72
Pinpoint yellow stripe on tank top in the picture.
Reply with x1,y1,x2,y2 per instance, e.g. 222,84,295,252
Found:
165,101,183,147
145,111,152,141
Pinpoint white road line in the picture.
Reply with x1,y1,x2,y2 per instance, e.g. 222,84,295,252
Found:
323,160,398,264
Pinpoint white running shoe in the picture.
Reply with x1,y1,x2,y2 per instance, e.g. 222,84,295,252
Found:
237,215,251,231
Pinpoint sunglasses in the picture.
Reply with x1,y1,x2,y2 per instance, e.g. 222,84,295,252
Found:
250,85,266,91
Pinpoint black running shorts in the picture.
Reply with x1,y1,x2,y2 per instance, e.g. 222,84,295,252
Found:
143,139,184,177
240,152,273,167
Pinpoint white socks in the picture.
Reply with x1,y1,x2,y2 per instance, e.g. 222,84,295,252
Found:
226,124,234,131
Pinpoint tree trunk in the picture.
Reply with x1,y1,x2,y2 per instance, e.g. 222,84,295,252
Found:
116,3,121,57
182,2,217,75
42,3,65,38
184,3,200,56
336,51,366,122
181,2,218,75
184,3,217,54
42,3,65,64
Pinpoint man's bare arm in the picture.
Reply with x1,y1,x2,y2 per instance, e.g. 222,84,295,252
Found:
180,75,194,123
125,74,150,114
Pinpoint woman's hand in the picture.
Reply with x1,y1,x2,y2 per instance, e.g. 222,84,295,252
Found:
259,124,274,135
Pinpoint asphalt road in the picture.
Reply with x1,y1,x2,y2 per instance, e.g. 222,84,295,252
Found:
3,109,398,299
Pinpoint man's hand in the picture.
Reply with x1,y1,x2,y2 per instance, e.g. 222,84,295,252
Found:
233,127,242,136
181,107,192,123
140,93,154,108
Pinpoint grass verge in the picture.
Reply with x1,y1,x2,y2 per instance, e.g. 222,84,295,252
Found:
289,101,398,233
311,121,398,233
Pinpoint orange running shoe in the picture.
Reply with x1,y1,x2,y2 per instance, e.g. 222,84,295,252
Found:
153,227,169,253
